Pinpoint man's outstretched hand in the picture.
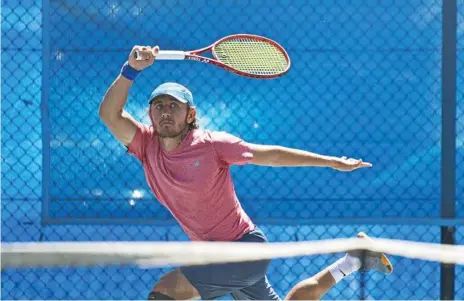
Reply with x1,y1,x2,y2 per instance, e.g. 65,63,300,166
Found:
331,156,372,172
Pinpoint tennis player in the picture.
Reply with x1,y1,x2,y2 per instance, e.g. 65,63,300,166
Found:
99,45,393,300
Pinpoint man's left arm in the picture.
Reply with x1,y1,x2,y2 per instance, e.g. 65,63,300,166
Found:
247,144,372,172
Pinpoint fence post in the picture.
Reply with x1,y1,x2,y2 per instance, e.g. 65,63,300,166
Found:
440,0,457,299
41,0,51,224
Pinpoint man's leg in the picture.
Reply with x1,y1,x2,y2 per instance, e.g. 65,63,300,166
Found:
232,275,281,300
148,227,272,300
285,232,393,300
148,269,201,300
178,227,273,300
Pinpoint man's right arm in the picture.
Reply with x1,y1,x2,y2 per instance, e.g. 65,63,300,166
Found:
99,75,139,146
98,45,158,146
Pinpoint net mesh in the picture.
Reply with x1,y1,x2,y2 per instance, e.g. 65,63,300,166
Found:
213,38,289,75
2,233,464,300
0,224,456,300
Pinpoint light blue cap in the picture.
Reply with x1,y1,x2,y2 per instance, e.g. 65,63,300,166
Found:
149,82,194,106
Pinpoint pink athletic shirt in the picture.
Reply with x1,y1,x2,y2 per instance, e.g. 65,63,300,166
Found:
127,123,256,241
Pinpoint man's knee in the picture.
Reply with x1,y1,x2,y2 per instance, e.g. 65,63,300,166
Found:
151,269,200,300
147,291,175,300
286,278,321,300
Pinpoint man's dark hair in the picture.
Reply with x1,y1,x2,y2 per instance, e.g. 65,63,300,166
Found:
187,105,199,130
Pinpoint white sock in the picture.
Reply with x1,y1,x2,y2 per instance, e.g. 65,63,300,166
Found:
328,253,362,283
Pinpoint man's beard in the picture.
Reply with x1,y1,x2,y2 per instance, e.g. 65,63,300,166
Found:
151,110,191,139
157,121,189,138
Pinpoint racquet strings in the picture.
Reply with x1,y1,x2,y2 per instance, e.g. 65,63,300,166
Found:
213,37,289,76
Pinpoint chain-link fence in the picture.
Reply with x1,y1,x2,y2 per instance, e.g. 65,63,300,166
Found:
455,2,464,298
1,0,463,299
457,227,464,299
45,0,444,222
0,224,443,300
457,1,464,217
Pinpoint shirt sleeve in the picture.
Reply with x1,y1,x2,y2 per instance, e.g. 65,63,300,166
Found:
127,122,153,162
210,131,254,166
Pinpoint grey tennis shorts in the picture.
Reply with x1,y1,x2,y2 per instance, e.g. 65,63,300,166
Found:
180,227,281,300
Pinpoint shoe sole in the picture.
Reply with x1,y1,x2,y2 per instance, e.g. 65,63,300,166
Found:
358,232,394,274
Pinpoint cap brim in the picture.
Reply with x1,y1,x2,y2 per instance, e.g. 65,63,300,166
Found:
149,93,189,104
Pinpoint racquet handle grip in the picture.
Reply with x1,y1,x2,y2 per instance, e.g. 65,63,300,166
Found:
134,49,186,60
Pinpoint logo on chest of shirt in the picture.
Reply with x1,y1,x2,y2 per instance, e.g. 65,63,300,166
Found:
193,160,200,168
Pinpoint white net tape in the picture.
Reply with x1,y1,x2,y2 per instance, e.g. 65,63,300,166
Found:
2,237,464,270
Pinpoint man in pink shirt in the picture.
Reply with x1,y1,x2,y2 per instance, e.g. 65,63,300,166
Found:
99,45,393,300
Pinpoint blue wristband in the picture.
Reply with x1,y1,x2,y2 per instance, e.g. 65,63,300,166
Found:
120,61,141,81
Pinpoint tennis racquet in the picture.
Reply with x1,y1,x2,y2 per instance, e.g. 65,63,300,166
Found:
134,34,291,79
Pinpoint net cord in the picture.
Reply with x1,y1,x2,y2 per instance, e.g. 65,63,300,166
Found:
2,237,464,269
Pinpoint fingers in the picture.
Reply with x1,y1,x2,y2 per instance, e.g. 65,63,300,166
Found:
133,45,156,60
354,158,372,168
353,158,372,168
153,45,159,56
361,161,372,168
130,45,141,59
338,156,373,171
128,45,158,71
355,159,372,169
